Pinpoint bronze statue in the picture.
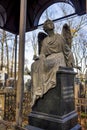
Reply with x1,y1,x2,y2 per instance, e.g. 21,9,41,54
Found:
31,19,76,106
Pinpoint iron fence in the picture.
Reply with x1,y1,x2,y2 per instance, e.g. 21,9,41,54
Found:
0,91,31,122
75,98,87,129
0,91,87,129
0,119,27,130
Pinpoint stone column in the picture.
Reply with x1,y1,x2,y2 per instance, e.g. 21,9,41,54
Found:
16,0,27,126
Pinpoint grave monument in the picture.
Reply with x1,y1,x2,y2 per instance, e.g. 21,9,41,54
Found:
28,19,81,130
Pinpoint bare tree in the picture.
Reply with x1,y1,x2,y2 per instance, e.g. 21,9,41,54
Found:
10,41,15,77
5,37,9,76
26,31,38,59
0,29,15,76
0,30,5,70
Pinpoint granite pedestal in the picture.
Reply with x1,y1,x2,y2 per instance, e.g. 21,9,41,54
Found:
28,67,81,130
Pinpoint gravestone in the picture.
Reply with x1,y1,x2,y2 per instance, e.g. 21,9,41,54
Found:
28,67,81,130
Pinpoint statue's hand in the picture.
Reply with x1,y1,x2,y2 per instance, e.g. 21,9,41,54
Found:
39,54,45,60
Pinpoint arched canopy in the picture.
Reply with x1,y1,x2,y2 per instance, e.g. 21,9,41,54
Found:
0,0,86,34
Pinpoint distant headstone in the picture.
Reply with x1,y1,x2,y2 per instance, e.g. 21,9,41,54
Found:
0,124,7,130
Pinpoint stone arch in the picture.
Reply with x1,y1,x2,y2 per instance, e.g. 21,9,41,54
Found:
33,0,75,26
0,5,7,27
33,0,86,27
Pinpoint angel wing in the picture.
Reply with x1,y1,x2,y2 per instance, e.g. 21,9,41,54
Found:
38,32,47,55
61,23,72,49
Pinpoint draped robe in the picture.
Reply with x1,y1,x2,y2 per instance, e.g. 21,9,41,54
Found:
31,33,74,106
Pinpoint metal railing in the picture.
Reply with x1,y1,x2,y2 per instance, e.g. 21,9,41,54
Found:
75,98,87,129
0,119,27,130
0,91,31,122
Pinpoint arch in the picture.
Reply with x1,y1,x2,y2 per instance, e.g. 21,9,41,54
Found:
0,0,86,34
33,0,75,26
0,5,7,27
33,0,86,28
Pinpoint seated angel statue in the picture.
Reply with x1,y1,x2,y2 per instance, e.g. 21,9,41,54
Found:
31,19,76,106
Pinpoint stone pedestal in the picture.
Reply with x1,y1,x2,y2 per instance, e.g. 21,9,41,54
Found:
28,67,81,130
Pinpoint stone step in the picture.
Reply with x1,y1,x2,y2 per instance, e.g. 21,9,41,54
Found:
26,125,44,130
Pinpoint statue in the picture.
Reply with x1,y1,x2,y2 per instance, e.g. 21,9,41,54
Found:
31,19,76,106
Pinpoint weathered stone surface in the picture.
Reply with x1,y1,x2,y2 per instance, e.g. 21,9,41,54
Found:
0,124,7,130
31,19,75,107
28,67,81,130
29,111,81,130
31,67,75,116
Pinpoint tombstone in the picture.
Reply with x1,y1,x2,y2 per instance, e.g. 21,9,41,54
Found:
28,67,81,130
27,20,81,130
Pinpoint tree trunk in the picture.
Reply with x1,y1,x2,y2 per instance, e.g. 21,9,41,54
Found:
1,42,3,70
1,30,5,70
5,41,9,77
10,42,15,77
14,35,17,89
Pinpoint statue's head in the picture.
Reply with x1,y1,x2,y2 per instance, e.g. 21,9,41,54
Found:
43,19,54,32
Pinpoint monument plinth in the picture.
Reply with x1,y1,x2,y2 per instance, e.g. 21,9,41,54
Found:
28,67,81,130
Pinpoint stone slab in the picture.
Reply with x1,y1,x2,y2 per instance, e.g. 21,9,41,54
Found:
26,125,44,130
70,124,81,130
29,110,81,130
29,67,81,130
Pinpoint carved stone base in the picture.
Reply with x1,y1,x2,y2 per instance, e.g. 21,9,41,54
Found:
28,67,81,130
26,125,44,130
29,111,81,130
